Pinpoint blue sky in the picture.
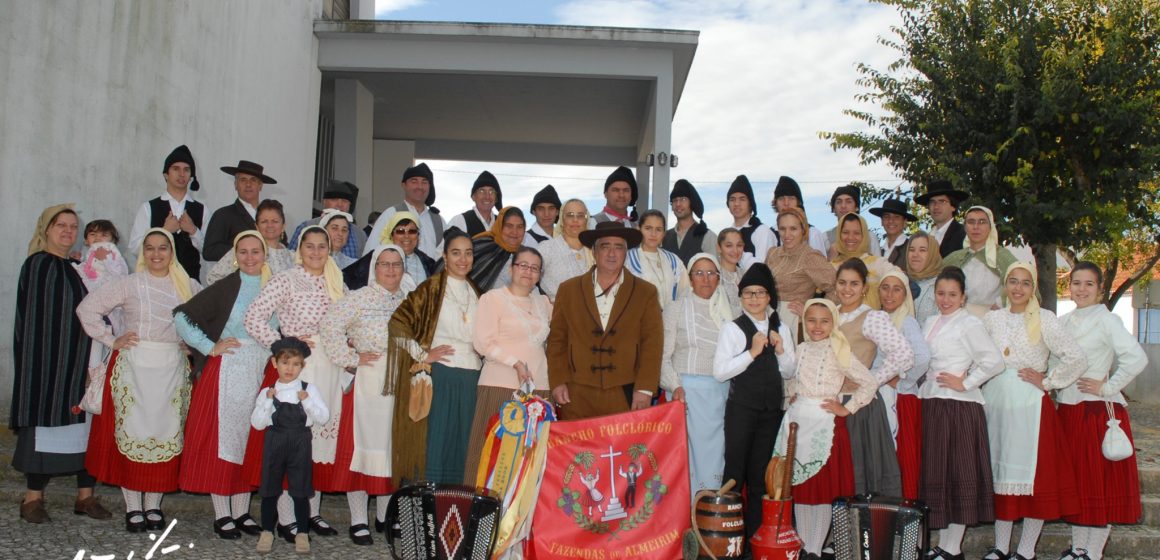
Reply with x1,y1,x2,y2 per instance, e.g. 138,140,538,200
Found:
373,0,907,236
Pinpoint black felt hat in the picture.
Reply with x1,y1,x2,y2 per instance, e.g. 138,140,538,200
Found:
578,221,643,249
669,179,704,219
914,180,970,207
270,336,312,360
220,160,277,184
738,262,776,299
829,184,861,210
472,171,502,209
402,163,436,206
323,180,358,203
728,175,758,217
163,145,200,192
869,197,918,222
530,185,562,219
604,166,638,206
773,176,803,209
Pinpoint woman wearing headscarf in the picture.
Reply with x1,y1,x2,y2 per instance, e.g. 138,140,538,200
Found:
175,231,273,538
469,206,527,291
386,230,482,485
829,213,900,309
320,244,415,545
904,231,944,325
538,199,594,301
1057,262,1148,560
207,199,293,285
980,262,1086,560
627,209,688,310
243,225,346,541
464,246,553,485
661,253,734,493
320,209,357,269
78,228,201,532
11,205,111,524
343,210,436,290
941,206,1017,317
876,270,931,501
765,207,836,338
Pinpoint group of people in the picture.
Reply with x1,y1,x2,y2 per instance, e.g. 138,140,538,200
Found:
9,144,1146,560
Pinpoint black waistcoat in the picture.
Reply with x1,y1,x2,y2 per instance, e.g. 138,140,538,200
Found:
461,210,487,237
729,314,783,410
148,197,203,278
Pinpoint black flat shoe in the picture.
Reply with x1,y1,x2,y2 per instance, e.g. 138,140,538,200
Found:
1011,554,1035,560
374,518,385,533
234,513,262,536
144,509,165,530
125,511,146,533
982,548,1008,560
213,517,242,540
349,524,374,546
310,515,338,536
277,522,298,543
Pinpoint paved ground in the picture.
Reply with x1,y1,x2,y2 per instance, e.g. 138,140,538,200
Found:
2,400,1159,559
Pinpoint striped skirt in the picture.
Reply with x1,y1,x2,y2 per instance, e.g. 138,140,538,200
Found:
920,398,994,529
993,394,1081,521
1058,401,1141,525
178,355,254,495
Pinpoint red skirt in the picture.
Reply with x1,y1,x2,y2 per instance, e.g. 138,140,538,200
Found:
85,350,182,492
895,393,922,501
178,355,253,495
994,394,1081,521
794,416,855,505
242,362,279,488
1057,401,1141,525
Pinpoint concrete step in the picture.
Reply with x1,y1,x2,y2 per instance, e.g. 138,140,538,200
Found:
1140,467,1160,494
960,522,1160,559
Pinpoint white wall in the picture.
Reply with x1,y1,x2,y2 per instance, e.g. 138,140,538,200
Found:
0,0,323,413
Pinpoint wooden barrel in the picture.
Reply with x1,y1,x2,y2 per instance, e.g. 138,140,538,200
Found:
694,491,745,559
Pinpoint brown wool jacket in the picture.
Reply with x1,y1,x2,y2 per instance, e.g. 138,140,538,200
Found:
547,268,663,393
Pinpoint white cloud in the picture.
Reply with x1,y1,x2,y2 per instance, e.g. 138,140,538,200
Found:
375,0,426,19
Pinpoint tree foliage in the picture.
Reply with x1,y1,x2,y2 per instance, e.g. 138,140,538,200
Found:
822,0,1160,310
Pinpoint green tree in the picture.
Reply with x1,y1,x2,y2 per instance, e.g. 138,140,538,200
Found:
823,0,1160,310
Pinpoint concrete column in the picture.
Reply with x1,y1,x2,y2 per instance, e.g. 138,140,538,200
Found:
373,139,416,213
649,71,673,213
349,0,376,19
636,161,652,212
333,78,374,225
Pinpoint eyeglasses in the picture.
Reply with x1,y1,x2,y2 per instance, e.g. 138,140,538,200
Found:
375,262,404,269
512,262,542,274
740,290,769,299
393,228,420,236
475,187,497,197
965,219,990,227
690,270,720,279
563,212,588,220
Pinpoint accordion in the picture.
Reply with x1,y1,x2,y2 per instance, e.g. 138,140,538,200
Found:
830,495,929,560
386,482,501,560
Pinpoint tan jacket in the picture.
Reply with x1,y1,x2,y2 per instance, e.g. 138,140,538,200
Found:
547,268,663,392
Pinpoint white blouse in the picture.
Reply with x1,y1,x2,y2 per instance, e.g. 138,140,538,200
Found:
250,379,330,429
919,309,1005,403
982,308,1087,391
430,276,482,370
1057,304,1149,406
77,272,202,346
913,277,939,327
712,311,797,382
538,236,591,300
661,295,723,391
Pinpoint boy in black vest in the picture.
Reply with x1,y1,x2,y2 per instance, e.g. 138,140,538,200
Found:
128,145,205,278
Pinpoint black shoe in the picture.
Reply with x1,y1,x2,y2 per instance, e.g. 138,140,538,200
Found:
374,518,385,533
349,524,374,546
213,517,242,540
277,522,298,543
125,510,146,533
144,509,165,530
1011,554,1035,560
982,548,1008,560
821,545,835,560
234,513,262,536
310,515,338,536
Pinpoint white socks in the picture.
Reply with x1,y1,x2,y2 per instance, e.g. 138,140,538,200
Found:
122,489,143,513
211,494,235,528
348,491,370,533
376,494,391,524
231,493,252,519
939,524,965,555
993,519,1013,554
1087,525,1110,560
794,504,831,555
309,492,322,517
277,492,296,530
1017,518,1044,558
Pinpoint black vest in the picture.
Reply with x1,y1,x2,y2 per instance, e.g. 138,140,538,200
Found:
738,217,761,255
148,197,203,278
460,210,487,237
729,314,783,409
527,228,550,243
661,222,708,265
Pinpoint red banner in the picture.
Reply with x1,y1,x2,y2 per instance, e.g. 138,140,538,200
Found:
531,402,690,560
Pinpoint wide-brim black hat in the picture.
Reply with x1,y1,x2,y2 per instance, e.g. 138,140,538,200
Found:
915,180,969,206
869,197,918,221
578,221,643,249
220,160,277,184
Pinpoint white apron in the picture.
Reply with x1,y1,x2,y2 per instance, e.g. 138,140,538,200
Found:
217,339,268,464
773,396,836,485
111,341,190,463
982,367,1042,495
351,354,395,477
297,336,344,464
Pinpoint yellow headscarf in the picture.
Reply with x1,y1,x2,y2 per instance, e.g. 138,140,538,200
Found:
28,203,76,256
832,212,873,263
379,210,421,246
879,270,915,328
135,228,194,302
804,298,852,368
473,206,524,253
295,225,345,302
905,231,944,281
963,206,999,269
231,230,272,286
1004,261,1042,345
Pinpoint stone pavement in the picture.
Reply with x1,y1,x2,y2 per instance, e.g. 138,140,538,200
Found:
2,401,1160,559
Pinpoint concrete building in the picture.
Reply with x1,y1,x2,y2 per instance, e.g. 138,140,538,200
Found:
0,0,698,414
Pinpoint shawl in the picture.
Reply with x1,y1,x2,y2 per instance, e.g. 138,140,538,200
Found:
686,252,734,327
211,230,272,286
27,203,75,256
295,225,345,301
10,251,91,428
905,231,944,280
173,270,243,376
470,206,522,290
880,270,916,329
136,227,194,302
804,298,853,368
1004,261,1042,345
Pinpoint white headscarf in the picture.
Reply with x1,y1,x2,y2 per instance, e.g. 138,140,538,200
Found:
686,252,734,327
369,243,417,295
963,205,999,269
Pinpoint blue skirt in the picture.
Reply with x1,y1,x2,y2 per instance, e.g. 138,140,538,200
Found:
682,374,729,494
424,363,480,484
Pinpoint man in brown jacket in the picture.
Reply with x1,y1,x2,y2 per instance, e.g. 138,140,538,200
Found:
547,222,663,420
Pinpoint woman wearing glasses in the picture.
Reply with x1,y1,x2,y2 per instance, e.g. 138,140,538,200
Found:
539,199,594,301
345,211,437,290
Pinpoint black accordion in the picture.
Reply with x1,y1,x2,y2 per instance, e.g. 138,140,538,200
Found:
831,495,929,560
385,482,501,560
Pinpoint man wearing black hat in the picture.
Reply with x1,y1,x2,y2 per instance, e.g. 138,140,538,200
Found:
662,179,717,265
202,160,277,262
591,166,638,228
129,145,206,278
288,180,367,258
524,185,561,244
447,171,501,237
869,197,919,268
726,175,773,260
914,180,969,258
364,163,445,258
824,184,880,258
547,222,662,420
769,176,829,256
